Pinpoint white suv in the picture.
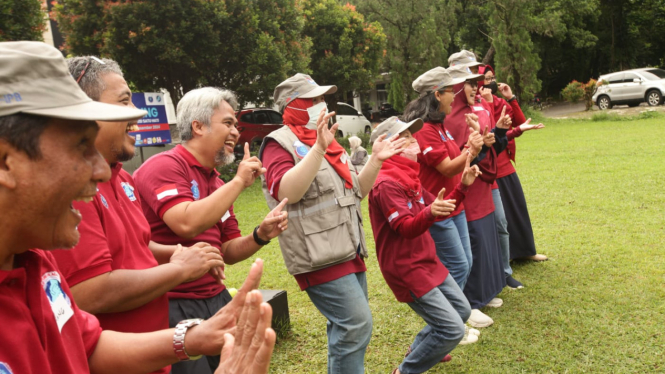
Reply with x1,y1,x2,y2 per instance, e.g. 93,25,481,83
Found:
334,102,373,137
593,68,665,110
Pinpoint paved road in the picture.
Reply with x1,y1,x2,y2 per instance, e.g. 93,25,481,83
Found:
541,102,586,118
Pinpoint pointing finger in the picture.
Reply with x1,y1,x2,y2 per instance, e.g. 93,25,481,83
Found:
243,142,250,160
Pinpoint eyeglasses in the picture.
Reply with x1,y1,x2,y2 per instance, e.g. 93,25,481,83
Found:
485,75,496,82
75,56,106,84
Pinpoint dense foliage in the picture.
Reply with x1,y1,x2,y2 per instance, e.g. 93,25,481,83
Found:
0,0,45,42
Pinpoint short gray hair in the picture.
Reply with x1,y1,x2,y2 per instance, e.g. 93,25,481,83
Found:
67,56,124,101
177,87,239,142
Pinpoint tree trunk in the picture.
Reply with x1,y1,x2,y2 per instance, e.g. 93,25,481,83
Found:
482,45,495,65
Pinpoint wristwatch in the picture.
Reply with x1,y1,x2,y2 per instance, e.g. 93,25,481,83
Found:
173,318,204,361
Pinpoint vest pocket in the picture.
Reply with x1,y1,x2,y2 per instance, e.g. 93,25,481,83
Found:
300,209,355,268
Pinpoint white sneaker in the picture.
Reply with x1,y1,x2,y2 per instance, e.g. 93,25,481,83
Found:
459,329,479,345
487,297,503,308
467,309,494,328
466,325,481,337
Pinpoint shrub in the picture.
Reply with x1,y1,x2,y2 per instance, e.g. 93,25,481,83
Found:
336,132,372,154
561,81,584,104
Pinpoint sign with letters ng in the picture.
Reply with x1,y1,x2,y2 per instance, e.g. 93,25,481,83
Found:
129,92,172,146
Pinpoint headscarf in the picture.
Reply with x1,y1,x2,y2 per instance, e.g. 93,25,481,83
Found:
283,98,353,189
479,65,518,162
445,81,497,183
374,153,422,199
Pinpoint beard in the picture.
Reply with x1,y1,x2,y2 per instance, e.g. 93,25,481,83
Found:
112,145,136,162
214,147,236,166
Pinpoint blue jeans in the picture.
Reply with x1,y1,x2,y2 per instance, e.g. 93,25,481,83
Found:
305,272,373,374
401,274,471,374
429,211,472,290
492,188,512,276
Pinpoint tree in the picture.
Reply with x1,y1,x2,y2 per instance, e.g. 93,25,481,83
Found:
357,0,459,111
54,0,311,106
0,0,45,42
300,0,385,110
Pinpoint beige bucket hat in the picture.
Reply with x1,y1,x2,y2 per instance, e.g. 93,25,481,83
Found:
0,41,147,121
370,116,424,143
273,73,337,111
412,67,467,94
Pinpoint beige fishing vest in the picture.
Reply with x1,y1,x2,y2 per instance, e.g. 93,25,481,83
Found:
258,126,367,276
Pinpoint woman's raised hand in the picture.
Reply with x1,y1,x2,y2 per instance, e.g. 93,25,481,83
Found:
518,118,545,132
315,107,338,151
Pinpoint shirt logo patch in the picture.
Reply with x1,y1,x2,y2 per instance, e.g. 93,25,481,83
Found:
387,208,399,222
446,130,454,140
41,272,74,332
100,194,109,209
293,140,309,159
407,202,412,209
155,184,178,200
439,131,447,142
191,180,200,200
418,196,425,204
121,182,137,202
0,363,12,374
423,146,433,155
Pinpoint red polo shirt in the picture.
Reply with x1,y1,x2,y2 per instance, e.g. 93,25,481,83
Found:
0,249,101,373
261,139,366,291
368,181,450,302
133,145,242,299
414,121,464,218
50,164,170,374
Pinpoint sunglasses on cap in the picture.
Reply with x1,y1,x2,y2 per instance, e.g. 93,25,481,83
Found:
75,56,106,84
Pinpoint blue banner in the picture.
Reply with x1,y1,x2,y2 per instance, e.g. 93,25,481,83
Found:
129,93,172,146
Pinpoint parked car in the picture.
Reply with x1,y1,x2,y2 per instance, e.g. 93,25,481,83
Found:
378,102,400,119
593,68,665,109
234,108,283,156
334,102,373,138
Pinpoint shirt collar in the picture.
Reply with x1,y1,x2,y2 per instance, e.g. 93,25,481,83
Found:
175,144,220,178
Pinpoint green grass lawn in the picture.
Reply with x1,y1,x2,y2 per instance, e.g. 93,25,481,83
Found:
225,114,665,373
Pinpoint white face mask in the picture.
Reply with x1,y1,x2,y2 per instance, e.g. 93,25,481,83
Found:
306,102,328,129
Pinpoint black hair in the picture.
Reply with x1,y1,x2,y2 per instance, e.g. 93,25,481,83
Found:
402,90,446,124
0,113,50,159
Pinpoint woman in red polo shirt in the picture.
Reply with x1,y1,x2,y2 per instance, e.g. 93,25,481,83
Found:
478,65,548,268
445,65,512,327
368,116,481,374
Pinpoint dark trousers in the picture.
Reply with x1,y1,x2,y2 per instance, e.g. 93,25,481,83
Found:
169,289,233,374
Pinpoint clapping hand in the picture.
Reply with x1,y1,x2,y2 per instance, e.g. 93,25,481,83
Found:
495,105,512,129
480,87,493,103
371,133,408,162
315,107,338,151
234,143,266,188
460,152,482,186
256,198,289,241
482,126,495,147
518,118,545,132
430,188,456,217
465,113,480,132
497,83,514,100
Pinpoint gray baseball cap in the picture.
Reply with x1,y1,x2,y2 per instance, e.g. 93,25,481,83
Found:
273,73,337,111
448,50,484,68
412,67,467,94
0,41,147,121
446,65,484,82
370,116,423,143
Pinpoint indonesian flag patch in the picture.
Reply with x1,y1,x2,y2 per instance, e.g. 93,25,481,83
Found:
387,208,399,222
155,184,178,200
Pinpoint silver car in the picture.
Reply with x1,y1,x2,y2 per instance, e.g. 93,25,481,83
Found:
593,68,665,110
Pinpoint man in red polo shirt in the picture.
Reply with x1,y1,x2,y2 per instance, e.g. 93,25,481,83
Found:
51,57,227,374
133,86,289,374
0,41,276,374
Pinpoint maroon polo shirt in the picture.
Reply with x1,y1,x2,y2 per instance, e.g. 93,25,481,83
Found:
133,145,242,299
368,181,449,303
261,139,366,291
0,250,101,373
414,121,464,218
51,164,170,374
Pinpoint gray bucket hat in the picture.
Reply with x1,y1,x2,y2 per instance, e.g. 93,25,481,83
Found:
370,116,423,143
446,65,484,82
412,67,467,94
448,50,484,68
273,73,337,111
0,41,147,121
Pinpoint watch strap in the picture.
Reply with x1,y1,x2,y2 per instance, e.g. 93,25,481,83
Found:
173,318,204,361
